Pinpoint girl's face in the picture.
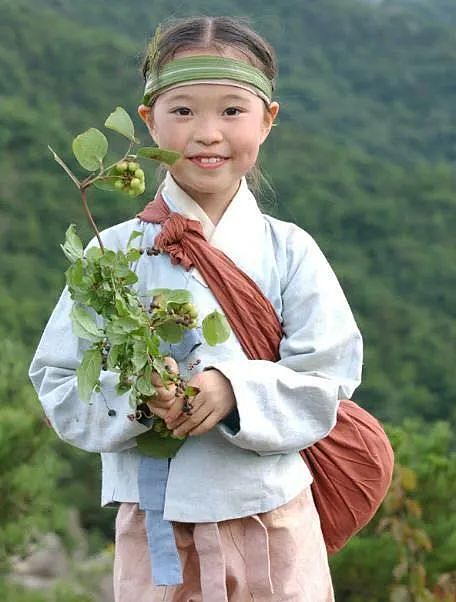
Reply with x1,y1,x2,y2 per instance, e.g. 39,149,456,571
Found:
138,49,279,217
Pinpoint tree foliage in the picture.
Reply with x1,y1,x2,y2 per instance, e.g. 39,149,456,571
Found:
0,340,66,569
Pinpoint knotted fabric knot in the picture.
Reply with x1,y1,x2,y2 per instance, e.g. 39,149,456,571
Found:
152,212,205,271
160,213,187,244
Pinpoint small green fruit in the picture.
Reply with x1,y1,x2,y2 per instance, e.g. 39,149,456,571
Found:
188,306,198,319
182,303,198,319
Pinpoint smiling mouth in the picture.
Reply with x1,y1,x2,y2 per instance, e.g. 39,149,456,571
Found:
189,156,228,168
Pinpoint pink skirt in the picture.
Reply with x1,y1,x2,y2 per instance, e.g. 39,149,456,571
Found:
113,486,334,602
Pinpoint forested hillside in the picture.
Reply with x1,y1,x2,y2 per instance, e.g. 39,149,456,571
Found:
0,0,454,599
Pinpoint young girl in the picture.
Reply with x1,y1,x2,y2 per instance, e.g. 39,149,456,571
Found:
30,16,362,601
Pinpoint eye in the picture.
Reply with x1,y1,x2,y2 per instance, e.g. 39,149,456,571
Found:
171,107,192,116
223,107,243,116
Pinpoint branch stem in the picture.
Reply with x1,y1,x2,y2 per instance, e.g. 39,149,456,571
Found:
80,186,104,251
48,146,81,189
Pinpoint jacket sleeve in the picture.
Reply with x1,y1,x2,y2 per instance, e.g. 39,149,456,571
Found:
29,227,151,453
214,226,363,456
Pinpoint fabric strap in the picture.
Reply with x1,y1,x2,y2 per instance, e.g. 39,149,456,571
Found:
138,193,283,361
143,55,273,106
137,456,183,586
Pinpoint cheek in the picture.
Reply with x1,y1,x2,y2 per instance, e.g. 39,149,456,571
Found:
244,113,270,148
154,121,186,149
241,127,267,157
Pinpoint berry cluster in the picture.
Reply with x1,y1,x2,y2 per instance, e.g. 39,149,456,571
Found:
168,302,199,329
112,159,145,196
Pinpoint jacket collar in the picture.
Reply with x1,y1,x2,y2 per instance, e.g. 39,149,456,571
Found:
159,172,266,269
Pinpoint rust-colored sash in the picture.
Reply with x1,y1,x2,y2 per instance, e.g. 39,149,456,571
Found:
139,194,282,361
138,194,394,553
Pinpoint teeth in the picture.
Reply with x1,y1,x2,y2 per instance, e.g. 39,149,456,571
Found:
199,157,223,164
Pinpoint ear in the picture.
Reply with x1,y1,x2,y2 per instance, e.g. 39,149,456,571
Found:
260,101,280,144
137,104,158,143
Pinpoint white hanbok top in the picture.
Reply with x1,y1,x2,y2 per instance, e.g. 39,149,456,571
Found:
29,173,363,522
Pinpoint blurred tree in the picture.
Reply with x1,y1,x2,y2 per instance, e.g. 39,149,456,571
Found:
0,339,66,569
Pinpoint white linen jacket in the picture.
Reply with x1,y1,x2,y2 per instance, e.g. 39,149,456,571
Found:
29,174,363,523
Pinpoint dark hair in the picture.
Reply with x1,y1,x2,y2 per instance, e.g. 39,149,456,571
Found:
141,16,277,199
142,16,278,91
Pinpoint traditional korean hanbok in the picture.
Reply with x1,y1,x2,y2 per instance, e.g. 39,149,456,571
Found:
29,172,363,601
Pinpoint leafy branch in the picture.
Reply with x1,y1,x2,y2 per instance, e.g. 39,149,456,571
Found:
51,106,230,458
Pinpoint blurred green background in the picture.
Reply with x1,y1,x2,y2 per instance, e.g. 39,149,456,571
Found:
0,0,455,599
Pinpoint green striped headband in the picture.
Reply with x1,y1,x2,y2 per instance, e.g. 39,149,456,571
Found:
143,55,274,106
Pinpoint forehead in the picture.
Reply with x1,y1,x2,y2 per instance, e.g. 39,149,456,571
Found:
157,83,258,105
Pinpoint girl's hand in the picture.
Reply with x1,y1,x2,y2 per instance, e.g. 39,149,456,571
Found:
145,357,180,419
164,369,236,437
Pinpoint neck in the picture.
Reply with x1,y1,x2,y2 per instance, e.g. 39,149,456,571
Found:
171,178,241,226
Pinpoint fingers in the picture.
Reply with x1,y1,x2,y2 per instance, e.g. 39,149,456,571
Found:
152,383,177,403
187,414,220,437
145,405,168,420
165,387,199,426
165,397,185,423
170,402,213,438
145,386,175,411
148,356,179,409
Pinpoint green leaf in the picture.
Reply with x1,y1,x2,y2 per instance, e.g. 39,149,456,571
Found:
114,293,129,316
65,259,86,289
85,246,103,262
65,262,92,305
167,289,192,304
137,147,181,166
127,230,143,249
113,262,135,278
135,365,156,396
202,311,231,346
105,316,143,345
116,380,131,395
76,348,102,402
126,248,141,263
93,175,120,191
156,320,184,344
98,250,117,268
132,339,149,372
61,224,84,263
184,385,200,398
72,128,108,171
136,429,186,458
70,304,103,342
104,106,138,143
147,334,160,356
107,344,121,370
148,288,172,298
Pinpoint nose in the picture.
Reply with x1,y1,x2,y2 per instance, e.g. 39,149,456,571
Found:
193,116,224,145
